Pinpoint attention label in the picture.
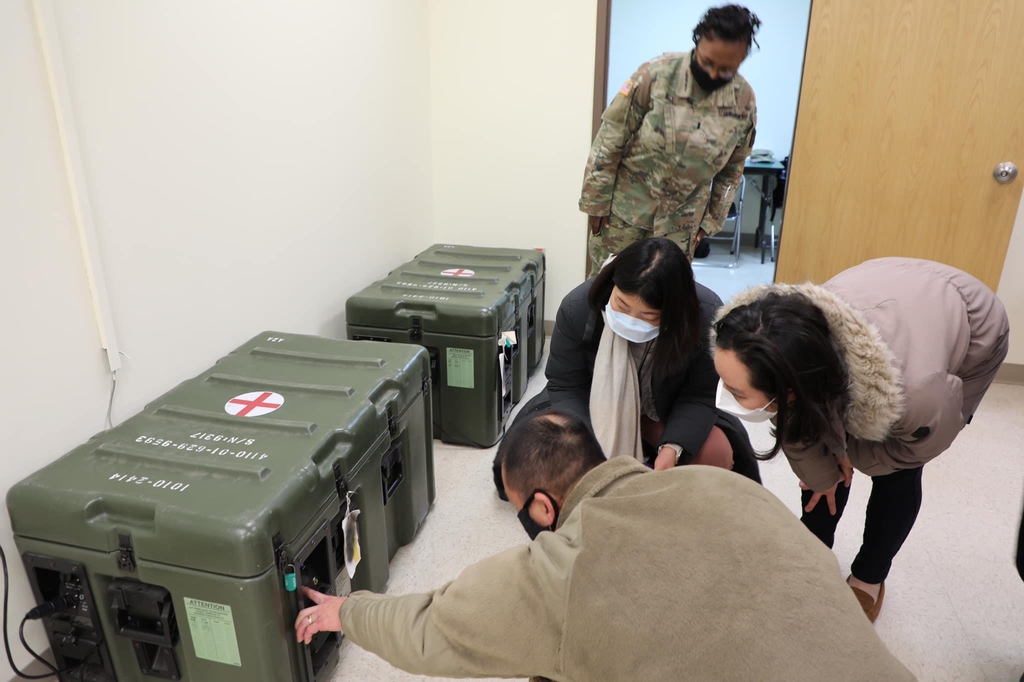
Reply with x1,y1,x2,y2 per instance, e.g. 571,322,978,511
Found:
184,598,241,667
446,348,475,389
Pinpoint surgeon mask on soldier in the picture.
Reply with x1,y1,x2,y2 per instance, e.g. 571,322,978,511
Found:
690,51,733,92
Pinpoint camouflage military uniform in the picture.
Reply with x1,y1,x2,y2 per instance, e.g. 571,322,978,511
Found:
580,51,757,274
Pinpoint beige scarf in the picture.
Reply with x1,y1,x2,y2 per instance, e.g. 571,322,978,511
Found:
589,315,644,461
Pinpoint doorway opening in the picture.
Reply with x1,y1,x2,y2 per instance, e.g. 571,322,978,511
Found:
593,1,811,301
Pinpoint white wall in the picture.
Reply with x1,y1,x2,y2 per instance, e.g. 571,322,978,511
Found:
997,192,1024,365
427,0,598,318
0,4,116,673
608,0,811,159
0,1,432,676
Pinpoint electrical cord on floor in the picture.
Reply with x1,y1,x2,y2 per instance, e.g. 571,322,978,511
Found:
1,543,82,679
19,619,58,676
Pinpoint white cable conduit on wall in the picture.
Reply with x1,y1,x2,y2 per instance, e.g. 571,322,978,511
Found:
32,0,121,373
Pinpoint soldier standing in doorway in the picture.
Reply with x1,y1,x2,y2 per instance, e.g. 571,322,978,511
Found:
581,4,761,275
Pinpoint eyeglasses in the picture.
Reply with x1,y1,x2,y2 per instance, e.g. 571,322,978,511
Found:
695,50,738,79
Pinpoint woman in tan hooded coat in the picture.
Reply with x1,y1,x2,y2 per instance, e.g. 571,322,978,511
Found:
711,257,1010,621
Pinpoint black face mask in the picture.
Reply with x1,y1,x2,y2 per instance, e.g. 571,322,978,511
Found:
690,50,733,93
517,490,560,541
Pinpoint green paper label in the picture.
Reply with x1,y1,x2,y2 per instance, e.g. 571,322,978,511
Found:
446,348,475,389
183,597,241,667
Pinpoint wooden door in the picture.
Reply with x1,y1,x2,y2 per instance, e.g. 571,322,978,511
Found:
776,0,1024,289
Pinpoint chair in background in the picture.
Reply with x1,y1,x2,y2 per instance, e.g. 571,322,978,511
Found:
761,156,789,264
693,176,745,269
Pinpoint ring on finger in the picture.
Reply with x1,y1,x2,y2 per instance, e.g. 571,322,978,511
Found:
307,615,313,624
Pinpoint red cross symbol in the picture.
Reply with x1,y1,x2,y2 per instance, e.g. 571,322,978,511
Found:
440,268,475,277
225,391,284,418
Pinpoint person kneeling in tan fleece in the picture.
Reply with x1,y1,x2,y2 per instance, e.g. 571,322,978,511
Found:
295,410,914,682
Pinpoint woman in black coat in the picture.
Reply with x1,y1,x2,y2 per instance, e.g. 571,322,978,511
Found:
495,238,759,498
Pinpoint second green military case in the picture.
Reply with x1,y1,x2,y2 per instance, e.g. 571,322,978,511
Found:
420,245,546,374
6,332,434,682
346,244,546,447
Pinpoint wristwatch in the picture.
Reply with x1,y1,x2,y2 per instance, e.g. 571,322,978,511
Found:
660,443,684,465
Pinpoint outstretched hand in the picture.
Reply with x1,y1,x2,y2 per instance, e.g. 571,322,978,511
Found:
295,587,346,645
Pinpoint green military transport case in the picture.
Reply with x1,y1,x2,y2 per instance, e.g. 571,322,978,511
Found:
414,244,546,375
6,332,435,682
345,243,545,448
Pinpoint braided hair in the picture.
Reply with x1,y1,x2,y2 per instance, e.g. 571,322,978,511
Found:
693,4,762,54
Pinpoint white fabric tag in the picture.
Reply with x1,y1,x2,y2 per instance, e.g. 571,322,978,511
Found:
342,496,362,580
499,354,508,396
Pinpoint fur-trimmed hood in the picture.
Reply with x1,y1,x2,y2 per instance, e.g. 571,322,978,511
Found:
713,282,904,442
711,258,1008,487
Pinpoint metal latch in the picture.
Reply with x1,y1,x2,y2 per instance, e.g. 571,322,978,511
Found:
118,534,137,573
333,462,350,501
274,532,286,569
273,532,297,592
273,532,288,573
386,404,397,437
421,370,429,394
428,349,440,386
410,316,422,342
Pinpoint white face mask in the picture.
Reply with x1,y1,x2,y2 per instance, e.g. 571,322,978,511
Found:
715,379,775,423
604,304,660,343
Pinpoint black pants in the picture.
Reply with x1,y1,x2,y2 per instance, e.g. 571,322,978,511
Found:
801,466,923,584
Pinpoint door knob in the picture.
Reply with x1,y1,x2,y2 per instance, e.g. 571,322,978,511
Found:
994,162,1018,184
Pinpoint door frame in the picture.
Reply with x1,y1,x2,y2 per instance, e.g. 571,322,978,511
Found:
592,0,613,140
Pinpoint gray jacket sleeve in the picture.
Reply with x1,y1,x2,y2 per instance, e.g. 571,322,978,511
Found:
781,408,847,492
783,441,845,492
847,372,966,474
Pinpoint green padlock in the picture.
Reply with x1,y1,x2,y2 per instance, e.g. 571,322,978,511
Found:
284,564,297,592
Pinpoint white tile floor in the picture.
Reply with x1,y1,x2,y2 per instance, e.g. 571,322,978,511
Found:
692,242,778,302
331,362,1024,682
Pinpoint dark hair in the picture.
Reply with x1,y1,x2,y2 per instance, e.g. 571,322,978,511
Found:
693,4,762,53
713,293,846,460
588,238,702,375
498,411,606,501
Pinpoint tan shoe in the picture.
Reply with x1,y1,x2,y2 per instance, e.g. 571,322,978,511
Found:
849,578,885,623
